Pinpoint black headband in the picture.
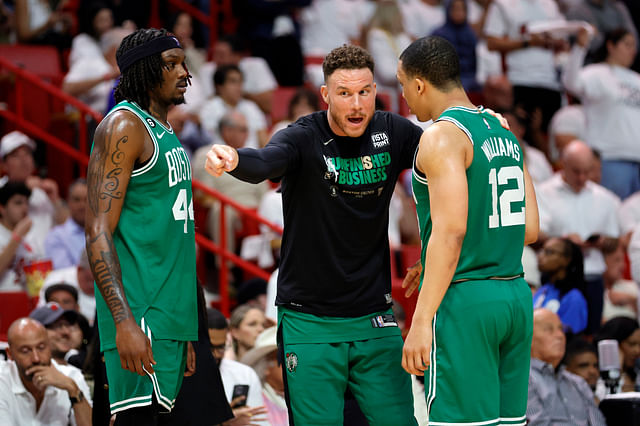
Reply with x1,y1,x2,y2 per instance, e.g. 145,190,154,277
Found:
117,35,183,73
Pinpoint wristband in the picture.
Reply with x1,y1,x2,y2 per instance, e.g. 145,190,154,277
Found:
11,232,21,243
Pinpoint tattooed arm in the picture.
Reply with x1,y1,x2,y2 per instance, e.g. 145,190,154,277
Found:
85,111,156,376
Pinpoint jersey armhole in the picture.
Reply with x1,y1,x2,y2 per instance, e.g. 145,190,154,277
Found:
107,106,160,177
435,116,474,146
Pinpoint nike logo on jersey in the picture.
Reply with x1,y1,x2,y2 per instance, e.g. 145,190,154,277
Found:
323,138,334,146
157,131,166,139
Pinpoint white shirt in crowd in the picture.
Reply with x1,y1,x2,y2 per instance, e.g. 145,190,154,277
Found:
537,173,621,275
219,358,268,426
199,58,277,101
37,267,96,324
198,97,267,149
0,359,92,426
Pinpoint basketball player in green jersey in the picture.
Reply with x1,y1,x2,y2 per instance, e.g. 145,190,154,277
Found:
86,28,197,425
397,36,539,426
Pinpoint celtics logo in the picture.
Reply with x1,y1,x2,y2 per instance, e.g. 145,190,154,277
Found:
285,352,298,373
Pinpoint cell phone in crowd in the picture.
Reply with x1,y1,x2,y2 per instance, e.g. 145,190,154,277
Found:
231,384,250,407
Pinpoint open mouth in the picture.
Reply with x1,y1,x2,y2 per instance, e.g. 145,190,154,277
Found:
347,117,364,124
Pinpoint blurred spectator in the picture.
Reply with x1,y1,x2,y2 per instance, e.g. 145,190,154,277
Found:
563,28,640,200
400,0,445,39
481,75,513,112
229,304,266,361
269,87,319,137
40,285,91,369
527,309,606,425
364,0,411,112
241,327,288,425
432,0,480,93
620,190,640,243
484,0,566,149
536,140,621,332
193,111,270,259
0,131,66,255
601,237,638,322
44,179,87,270
69,2,114,66
0,318,92,425
29,302,80,365
548,104,586,165
199,65,269,149
62,27,129,115
169,11,206,76
533,237,589,333
207,308,269,424
594,316,640,396
236,278,268,311
627,221,640,290
0,181,39,292
37,249,96,325
299,0,373,87
566,0,637,63
200,35,278,115
564,338,600,395
233,0,311,86
14,0,73,48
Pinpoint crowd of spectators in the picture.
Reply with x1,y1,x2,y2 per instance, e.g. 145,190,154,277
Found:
1,0,640,424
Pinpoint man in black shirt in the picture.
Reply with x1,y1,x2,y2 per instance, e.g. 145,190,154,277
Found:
205,45,421,425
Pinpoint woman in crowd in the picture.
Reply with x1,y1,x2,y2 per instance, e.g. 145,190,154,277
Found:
533,237,589,334
229,304,266,360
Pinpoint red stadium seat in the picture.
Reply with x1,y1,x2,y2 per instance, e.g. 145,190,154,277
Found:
271,86,300,124
0,44,63,83
0,292,32,342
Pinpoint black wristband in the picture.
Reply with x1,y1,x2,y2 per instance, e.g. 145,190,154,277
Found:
69,390,84,405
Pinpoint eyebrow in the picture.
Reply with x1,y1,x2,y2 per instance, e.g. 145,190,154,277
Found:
336,84,373,91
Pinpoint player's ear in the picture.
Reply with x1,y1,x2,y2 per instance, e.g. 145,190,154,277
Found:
415,78,425,95
320,85,329,104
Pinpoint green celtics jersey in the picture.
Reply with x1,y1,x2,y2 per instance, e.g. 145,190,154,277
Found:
95,101,197,351
412,106,525,284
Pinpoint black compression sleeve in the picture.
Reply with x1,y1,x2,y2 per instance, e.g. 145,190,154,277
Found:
229,145,290,184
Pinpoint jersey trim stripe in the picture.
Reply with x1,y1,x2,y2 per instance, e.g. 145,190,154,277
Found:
142,317,176,411
436,116,474,146
428,419,499,425
131,102,174,134
110,395,153,413
412,146,428,186
426,312,438,421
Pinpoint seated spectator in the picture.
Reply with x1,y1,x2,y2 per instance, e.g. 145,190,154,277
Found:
199,65,269,149
200,34,277,115
14,0,73,48
44,179,87,270
527,308,606,425
207,308,268,423
594,316,640,396
563,28,640,200
0,318,92,425
37,249,96,324
229,304,266,361
193,111,270,257
62,27,129,115
533,237,589,333
566,0,637,63
169,11,206,77
39,285,91,369
29,302,83,366
601,237,638,322
68,3,114,67
270,88,319,138
564,338,600,398
537,140,622,332
241,327,288,425
0,181,42,293
0,131,65,255
432,0,480,93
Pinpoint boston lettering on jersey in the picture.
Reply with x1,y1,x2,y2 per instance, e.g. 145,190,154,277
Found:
165,146,191,187
480,136,521,163
325,152,391,186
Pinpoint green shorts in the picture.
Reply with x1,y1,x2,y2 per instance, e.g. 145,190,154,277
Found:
279,308,417,426
425,278,532,426
104,317,188,414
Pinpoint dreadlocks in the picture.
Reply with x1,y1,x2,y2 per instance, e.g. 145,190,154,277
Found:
114,28,168,111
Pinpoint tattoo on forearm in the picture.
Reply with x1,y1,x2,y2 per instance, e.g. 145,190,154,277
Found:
87,120,128,214
87,232,130,324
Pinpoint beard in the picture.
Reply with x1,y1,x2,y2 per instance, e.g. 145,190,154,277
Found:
172,94,186,106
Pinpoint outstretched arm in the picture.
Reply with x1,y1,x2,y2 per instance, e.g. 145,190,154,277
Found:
85,111,156,376
205,144,290,183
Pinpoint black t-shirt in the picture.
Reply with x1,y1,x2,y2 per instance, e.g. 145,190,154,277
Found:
233,111,422,317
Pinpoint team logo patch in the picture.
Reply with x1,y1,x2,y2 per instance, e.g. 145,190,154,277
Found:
286,352,298,373
146,118,156,128
371,132,389,148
